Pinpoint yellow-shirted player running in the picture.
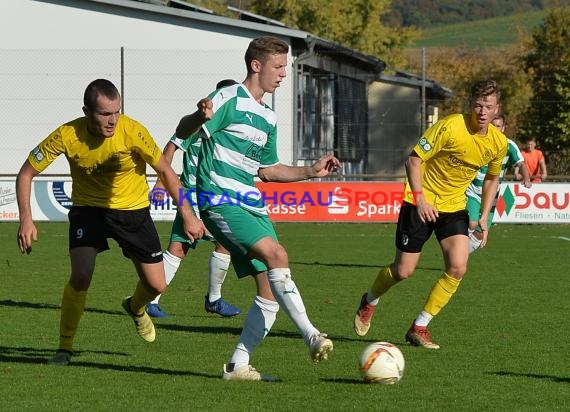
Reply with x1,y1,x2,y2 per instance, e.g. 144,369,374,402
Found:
16,79,205,365
354,80,508,349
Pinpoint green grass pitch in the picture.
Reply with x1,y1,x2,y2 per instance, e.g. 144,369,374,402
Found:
1,222,568,411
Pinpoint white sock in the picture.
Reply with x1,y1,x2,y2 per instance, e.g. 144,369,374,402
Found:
207,251,231,302
229,295,279,369
267,268,319,346
468,229,483,254
150,250,181,305
414,310,433,327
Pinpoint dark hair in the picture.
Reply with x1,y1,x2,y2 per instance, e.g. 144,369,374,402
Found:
244,36,289,75
216,79,238,89
470,80,501,104
493,113,506,124
83,79,120,110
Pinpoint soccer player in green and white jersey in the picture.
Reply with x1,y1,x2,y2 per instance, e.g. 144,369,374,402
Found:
192,36,340,381
354,80,508,350
466,114,532,253
146,80,241,319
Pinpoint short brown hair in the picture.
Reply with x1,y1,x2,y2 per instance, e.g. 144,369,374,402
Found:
244,36,289,75
83,79,120,110
470,80,501,104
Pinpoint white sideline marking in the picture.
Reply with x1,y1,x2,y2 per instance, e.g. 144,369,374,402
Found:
557,236,570,241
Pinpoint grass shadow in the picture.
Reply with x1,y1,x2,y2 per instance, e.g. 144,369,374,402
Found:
0,299,123,316
0,345,217,378
486,371,570,383
289,261,442,272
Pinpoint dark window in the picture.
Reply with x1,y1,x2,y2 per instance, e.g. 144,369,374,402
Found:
297,66,367,171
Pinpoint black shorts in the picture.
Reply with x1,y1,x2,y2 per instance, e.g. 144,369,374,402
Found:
68,206,163,264
395,202,468,253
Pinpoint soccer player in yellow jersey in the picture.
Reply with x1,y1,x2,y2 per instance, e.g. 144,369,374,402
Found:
16,79,205,365
354,80,508,349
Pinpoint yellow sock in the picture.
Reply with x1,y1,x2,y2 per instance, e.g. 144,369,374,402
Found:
370,266,398,299
423,272,461,316
129,281,157,316
59,282,87,352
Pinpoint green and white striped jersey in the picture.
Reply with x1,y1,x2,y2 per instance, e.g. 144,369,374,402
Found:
466,138,524,201
170,134,200,190
169,134,201,213
196,83,279,216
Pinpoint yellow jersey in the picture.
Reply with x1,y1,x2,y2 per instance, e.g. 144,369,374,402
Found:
28,115,162,210
403,113,507,213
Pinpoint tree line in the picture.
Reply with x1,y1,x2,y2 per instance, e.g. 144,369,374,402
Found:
194,0,570,175
383,0,561,28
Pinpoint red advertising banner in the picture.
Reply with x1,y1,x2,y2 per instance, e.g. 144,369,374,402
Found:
2,178,568,224
257,181,405,222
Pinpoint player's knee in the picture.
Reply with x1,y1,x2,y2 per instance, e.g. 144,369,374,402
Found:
265,243,288,267
156,284,167,295
167,242,187,258
446,267,466,279
275,244,288,263
392,264,414,280
147,281,167,296
69,271,93,291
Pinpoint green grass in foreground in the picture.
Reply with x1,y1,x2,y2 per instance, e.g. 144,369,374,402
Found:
1,222,569,411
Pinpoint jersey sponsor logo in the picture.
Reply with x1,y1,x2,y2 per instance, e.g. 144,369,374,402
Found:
447,154,475,169
245,113,253,124
31,146,44,163
245,144,262,162
418,138,431,153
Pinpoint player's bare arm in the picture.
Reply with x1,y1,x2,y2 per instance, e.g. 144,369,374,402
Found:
15,160,40,254
258,153,340,182
153,155,205,241
517,161,532,188
175,97,213,139
405,152,438,223
514,164,523,181
153,141,178,191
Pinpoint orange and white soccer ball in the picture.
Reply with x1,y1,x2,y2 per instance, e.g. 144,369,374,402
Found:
359,341,405,384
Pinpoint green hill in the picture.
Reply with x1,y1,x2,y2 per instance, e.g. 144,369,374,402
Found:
413,10,546,48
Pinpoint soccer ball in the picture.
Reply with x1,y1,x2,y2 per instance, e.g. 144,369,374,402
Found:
359,341,405,384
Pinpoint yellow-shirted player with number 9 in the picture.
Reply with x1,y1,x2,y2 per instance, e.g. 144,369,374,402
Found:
16,79,205,365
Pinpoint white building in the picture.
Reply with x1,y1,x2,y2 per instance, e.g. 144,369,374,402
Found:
0,0,450,177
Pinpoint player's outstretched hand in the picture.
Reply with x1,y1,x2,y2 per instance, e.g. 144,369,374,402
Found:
311,154,341,178
17,221,37,254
